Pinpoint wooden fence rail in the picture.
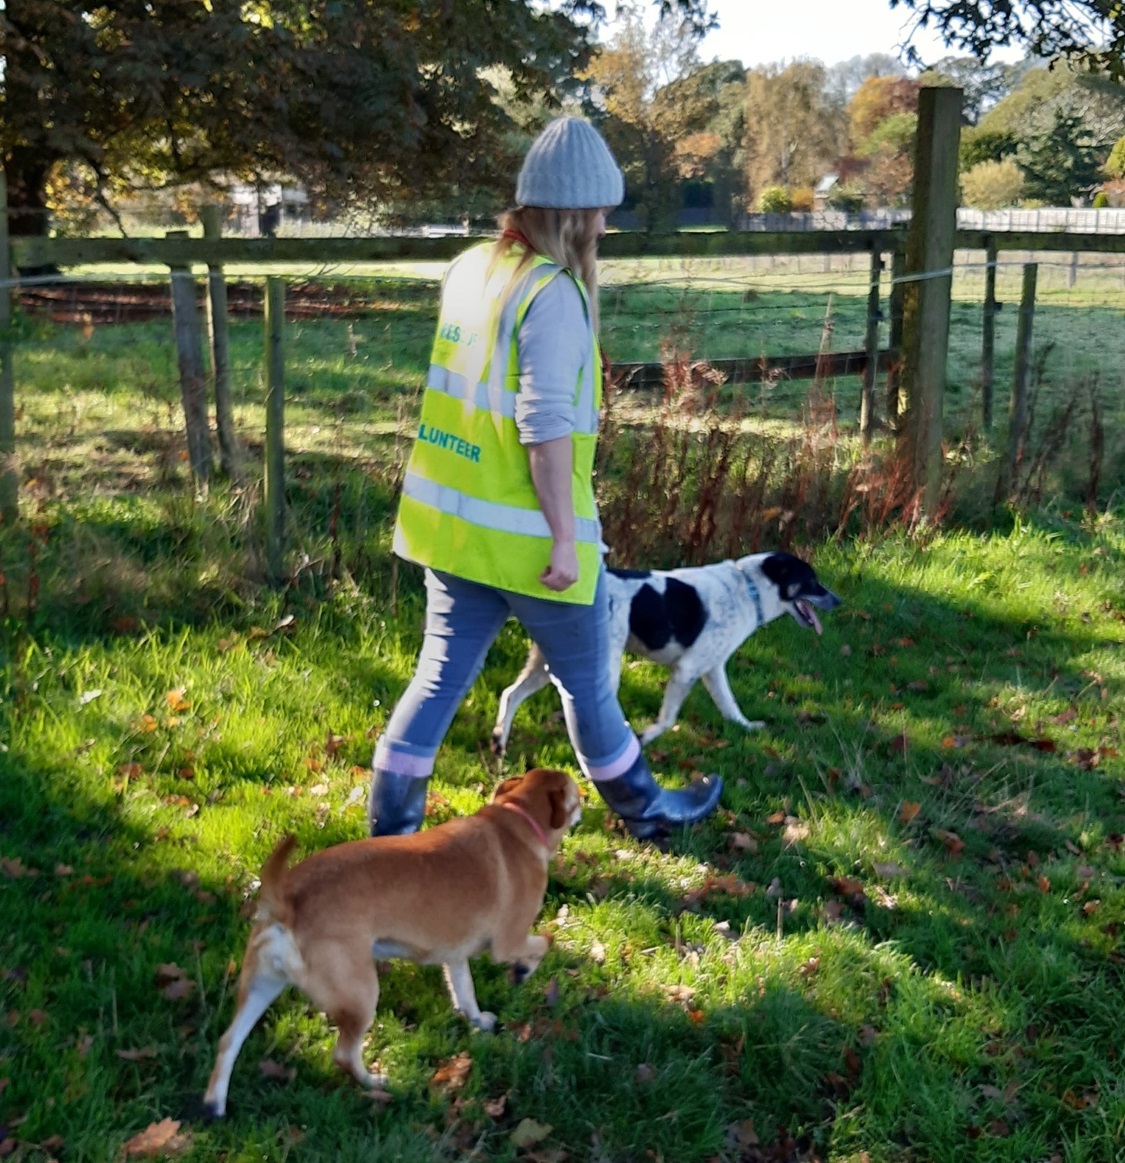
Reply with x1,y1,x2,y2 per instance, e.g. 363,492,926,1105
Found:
9,228,1125,271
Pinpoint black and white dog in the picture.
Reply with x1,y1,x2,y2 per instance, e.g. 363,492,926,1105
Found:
492,552,841,753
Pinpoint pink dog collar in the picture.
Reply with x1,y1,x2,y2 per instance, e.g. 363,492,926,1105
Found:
501,800,549,851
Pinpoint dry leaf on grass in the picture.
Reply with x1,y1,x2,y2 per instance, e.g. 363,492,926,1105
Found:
116,1047,159,1061
154,963,195,1002
898,801,921,825
123,1118,189,1158
510,1118,552,1149
430,1051,472,1091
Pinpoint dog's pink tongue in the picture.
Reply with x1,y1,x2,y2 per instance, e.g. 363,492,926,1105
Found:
800,601,823,635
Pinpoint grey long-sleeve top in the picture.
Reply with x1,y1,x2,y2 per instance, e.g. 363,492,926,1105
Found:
514,272,592,447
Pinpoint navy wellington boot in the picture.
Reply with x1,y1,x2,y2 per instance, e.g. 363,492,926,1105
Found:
592,755,723,840
368,770,429,837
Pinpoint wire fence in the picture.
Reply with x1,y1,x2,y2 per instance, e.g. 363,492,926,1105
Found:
6,246,1125,511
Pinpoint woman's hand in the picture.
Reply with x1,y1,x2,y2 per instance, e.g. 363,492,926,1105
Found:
540,538,579,591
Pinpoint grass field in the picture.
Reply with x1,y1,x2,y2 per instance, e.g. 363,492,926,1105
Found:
2,261,1124,1163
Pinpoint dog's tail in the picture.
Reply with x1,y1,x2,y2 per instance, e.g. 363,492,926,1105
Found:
256,834,298,925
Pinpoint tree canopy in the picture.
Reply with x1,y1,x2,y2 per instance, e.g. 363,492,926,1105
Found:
892,0,1125,80
0,0,711,237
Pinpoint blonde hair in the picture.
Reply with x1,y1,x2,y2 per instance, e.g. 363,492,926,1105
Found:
495,206,604,332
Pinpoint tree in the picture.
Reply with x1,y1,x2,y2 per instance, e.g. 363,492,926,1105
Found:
917,56,1015,123
960,126,1020,170
824,54,907,108
977,63,1125,148
0,0,714,240
1018,107,1108,203
858,111,918,206
892,0,1125,81
960,157,1026,207
848,76,920,148
742,61,846,204
584,5,718,230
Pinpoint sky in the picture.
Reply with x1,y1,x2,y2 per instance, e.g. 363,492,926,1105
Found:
687,0,1023,71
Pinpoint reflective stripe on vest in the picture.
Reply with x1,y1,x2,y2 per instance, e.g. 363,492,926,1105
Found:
401,471,602,544
393,242,604,604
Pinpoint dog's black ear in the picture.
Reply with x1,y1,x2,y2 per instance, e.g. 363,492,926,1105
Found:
491,776,524,802
547,787,568,829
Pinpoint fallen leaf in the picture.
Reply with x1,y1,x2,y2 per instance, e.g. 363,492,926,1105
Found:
430,1051,472,1091
933,829,965,857
725,1119,759,1149
78,689,102,705
510,1118,552,1149
828,875,865,899
898,801,921,825
123,1118,188,1158
116,1047,159,1061
483,1093,508,1119
727,832,758,853
635,1064,656,1083
589,939,606,965
781,819,810,845
873,861,908,878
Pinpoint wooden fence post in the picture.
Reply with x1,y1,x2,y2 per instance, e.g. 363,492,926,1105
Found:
897,85,962,511
999,262,1038,502
167,230,213,487
200,205,242,479
981,237,998,430
886,247,906,424
0,171,16,526
860,243,883,441
264,277,286,584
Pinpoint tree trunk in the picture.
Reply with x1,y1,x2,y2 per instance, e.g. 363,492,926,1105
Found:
5,147,59,277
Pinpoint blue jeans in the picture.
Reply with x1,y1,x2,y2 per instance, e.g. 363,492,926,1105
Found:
374,567,641,781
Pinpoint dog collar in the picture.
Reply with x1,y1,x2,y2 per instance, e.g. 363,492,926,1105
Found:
501,801,549,851
742,571,764,624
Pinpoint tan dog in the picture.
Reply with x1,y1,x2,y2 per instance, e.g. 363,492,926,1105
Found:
203,768,581,1117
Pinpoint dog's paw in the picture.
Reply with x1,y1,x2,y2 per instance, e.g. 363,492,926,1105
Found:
508,961,532,985
489,732,507,758
200,1097,226,1122
744,720,766,732
359,1070,390,1090
471,1011,497,1033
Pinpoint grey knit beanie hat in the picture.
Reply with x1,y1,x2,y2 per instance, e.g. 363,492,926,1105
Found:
515,116,625,210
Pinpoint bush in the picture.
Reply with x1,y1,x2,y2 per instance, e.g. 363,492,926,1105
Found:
757,185,792,213
789,186,815,212
825,183,866,212
960,158,1025,210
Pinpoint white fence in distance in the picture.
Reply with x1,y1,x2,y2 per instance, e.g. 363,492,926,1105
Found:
735,207,1125,233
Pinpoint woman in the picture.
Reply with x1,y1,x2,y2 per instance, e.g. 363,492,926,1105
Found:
370,116,723,840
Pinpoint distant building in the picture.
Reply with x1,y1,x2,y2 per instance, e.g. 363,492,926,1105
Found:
813,174,839,210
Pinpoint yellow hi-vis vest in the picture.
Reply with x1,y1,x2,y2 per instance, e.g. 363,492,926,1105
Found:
393,242,604,604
